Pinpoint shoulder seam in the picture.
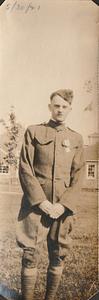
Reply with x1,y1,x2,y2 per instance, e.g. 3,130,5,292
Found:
67,127,82,136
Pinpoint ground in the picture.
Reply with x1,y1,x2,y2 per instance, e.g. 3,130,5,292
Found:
0,183,99,300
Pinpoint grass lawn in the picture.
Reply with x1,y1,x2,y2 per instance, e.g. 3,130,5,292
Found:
0,189,98,300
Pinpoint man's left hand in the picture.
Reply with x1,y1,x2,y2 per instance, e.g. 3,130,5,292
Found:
49,203,65,219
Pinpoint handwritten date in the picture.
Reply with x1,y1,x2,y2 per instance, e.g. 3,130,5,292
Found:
6,1,40,14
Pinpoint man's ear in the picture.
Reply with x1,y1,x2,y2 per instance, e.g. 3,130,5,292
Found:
69,105,72,112
48,103,51,111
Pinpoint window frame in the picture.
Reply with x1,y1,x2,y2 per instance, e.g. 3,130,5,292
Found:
86,161,96,180
0,165,9,174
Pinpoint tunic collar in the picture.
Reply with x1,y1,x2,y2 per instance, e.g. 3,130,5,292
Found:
48,119,66,131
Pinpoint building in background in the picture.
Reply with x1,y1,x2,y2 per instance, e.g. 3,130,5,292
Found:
83,143,98,190
83,132,99,190
88,132,99,146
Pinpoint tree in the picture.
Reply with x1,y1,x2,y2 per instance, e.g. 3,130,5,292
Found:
0,107,24,174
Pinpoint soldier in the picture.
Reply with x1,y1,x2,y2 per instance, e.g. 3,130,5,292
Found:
16,89,85,300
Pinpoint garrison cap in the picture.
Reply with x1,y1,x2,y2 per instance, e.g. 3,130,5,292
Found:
50,89,73,105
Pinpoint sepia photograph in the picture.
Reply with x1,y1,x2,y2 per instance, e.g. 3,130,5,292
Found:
0,1,99,299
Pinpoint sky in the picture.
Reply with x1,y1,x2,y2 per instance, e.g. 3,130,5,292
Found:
0,0,98,144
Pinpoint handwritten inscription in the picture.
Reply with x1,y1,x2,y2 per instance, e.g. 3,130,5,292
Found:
6,1,40,14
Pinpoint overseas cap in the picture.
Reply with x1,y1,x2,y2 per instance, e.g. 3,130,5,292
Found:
50,89,73,105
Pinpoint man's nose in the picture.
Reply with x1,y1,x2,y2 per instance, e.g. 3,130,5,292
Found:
58,106,63,112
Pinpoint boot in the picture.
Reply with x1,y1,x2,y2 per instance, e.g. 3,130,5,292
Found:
45,264,63,300
21,267,37,300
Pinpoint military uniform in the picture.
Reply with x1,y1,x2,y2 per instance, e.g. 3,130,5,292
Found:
16,118,85,300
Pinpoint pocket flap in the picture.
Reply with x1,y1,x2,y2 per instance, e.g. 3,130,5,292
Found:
35,129,54,144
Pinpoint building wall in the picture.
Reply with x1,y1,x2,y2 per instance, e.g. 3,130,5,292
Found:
83,160,98,189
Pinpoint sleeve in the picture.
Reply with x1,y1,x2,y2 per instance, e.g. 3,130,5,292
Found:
19,126,47,207
59,135,85,213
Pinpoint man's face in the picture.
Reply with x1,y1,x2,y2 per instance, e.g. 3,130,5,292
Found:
48,95,72,123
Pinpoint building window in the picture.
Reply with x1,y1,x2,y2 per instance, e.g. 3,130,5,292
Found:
87,163,96,179
0,165,9,174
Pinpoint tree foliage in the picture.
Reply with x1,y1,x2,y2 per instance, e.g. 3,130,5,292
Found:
0,107,24,169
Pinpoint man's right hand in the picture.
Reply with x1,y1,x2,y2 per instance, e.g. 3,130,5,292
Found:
50,203,65,219
39,201,65,219
39,200,53,215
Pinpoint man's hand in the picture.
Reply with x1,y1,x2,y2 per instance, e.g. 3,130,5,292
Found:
49,203,65,219
39,201,65,219
39,200,53,215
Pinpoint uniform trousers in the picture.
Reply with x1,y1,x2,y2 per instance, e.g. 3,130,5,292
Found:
17,206,74,269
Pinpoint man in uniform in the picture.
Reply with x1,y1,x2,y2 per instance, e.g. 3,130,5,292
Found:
16,89,85,300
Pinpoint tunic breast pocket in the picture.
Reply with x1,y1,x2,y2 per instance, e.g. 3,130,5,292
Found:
34,134,54,164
